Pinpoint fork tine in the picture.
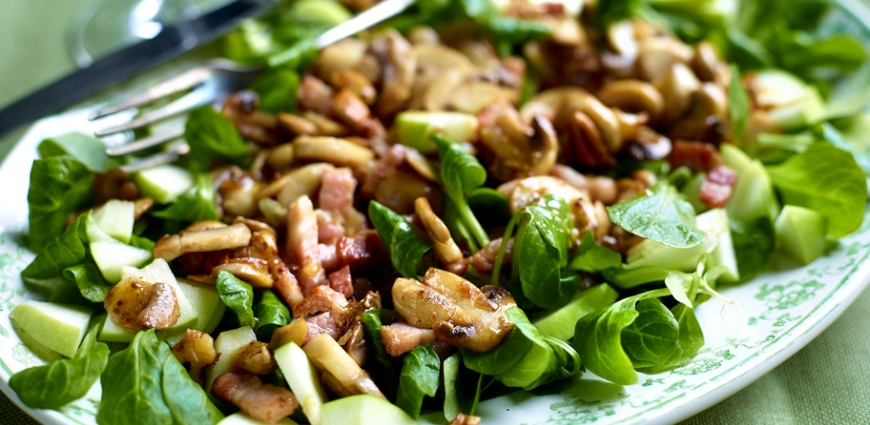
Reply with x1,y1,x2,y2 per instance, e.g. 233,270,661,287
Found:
106,125,185,157
89,68,211,121
95,88,213,137
119,142,191,174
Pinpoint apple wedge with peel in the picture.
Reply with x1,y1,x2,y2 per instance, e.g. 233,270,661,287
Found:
9,301,92,358
320,395,418,425
274,341,329,425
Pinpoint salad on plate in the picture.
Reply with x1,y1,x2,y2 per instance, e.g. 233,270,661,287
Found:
7,0,870,424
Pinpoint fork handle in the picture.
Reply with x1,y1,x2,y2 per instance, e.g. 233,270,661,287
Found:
315,0,416,48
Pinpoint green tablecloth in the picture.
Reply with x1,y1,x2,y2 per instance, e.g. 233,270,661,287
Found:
2,1,869,424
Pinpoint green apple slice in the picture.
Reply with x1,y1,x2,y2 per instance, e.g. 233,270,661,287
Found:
319,395,417,425
274,342,329,425
93,199,135,244
696,208,739,282
9,301,92,358
775,205,827,265
204,327,257,394
133,164,194,204
218,412,299,425
161,279,227,346
90,241,151,283
395,111,479,154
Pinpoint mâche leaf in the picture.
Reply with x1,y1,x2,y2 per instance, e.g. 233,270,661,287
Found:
607,182,707,248
98,329,222,425
152,173,219,224
396,345,440,419
443,352,483,421
27,156,95,254
433,135,490,251
253,290,291,341
10,322,109,409
766,143,867,237
729,217,775,281
250,68,301,113
368,201,432,279
37,133,114,173
22,214,88,280
569,233,623,273
184,106,252,172
215,271,256,328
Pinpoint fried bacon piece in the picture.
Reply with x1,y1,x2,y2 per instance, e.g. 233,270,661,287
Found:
668,140,722,173
699,165,738,209
211,373,298,424
381,322,437,357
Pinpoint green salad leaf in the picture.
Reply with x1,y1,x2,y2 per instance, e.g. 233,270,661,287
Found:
98,329,222,425
638,303,704,374
619,299,679,369
572,288,675,385
443,352,483,421
368,201,432,279
250,67,301,113
766,143,867,237
184,105,252,172
253,290,291,341
569,233,623,273
27,156,95,254
396,345,441,419
728,64,750,146
64,261,113,303
215,271,256,328
607,182,707,248
10,321,109,409
464,307,581,391
37,133,114,173
433,135,490,251
21,214,88,280
152,173,219,224
593,0,644,28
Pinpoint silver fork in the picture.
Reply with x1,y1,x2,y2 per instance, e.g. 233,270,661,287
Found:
93,0,416,173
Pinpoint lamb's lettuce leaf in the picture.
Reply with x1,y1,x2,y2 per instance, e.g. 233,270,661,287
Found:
27,157,95,254
607,182,706,248
766,143,866,237
184,105,251,172
368,201,432,279
37,133,114,173
10,322,109,409
97,329,223,425
396,345,440,419
215,271,256,328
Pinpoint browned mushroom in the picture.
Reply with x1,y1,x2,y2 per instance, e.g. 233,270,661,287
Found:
153,222,252,262
391,268,516,353
171,330,217,384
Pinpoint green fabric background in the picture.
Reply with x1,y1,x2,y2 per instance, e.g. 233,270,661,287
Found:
1,1,869,424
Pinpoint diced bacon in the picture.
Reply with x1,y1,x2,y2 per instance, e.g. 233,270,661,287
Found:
699,165,738,209
319,167,357,213
293,285,349,319
381,322,437,357
336,230,388,270
668,141,722,173
287,196,328,294
211,373,298,424
303,312,345,344
469,238,513,274
317,211,345,246
329,266,354,298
